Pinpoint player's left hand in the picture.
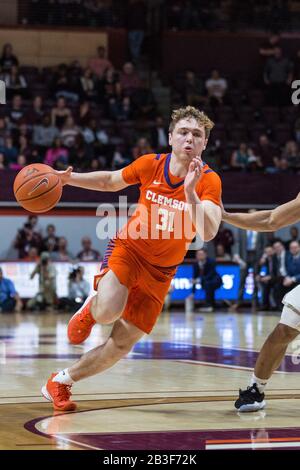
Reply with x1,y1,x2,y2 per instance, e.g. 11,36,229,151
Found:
184,156,203,196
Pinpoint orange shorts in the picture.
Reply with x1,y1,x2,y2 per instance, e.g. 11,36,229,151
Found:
94,239,177,334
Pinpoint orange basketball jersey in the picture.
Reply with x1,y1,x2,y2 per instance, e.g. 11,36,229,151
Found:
115,152,222,267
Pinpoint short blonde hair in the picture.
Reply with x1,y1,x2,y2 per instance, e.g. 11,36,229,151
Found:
169,106,214,138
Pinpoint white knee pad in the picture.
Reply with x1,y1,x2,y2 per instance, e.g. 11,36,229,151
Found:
280,305,300,332
282,285,300,313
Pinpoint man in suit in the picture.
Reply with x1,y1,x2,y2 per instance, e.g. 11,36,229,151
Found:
192,248,223,312
234,210,267,307
272,239,290,309
285,240,300,289
256,245,276,310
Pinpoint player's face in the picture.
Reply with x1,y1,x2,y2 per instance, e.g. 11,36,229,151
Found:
169,118,207,160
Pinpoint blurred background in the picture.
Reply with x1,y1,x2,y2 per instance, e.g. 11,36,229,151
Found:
1,0,300,314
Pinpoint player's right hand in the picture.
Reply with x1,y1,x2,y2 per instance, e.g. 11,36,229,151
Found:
54,166,73,186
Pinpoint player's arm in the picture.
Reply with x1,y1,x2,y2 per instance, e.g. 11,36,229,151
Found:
222,193,300,231
184,158,222,242
55,166,130,192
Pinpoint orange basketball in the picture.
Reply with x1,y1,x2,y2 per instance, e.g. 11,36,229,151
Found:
13,163,63,213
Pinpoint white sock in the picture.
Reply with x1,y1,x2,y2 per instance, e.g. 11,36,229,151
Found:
250,373,268,393
52,368,74,385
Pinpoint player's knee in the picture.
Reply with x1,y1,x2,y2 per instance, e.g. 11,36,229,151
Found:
93,305,122,325
273,323,299,343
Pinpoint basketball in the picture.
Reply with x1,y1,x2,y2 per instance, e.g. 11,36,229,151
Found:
13,163,63,213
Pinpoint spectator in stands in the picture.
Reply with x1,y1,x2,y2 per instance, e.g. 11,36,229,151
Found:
81,118,108,146
27,215,43,235
79,67,97,101
273,157,293,174
88,46,112,79
115,96,134,121
51,237,74,262
45,237,57,259
246,151,263,173
150,116,169,153
33,114,59,155
285,226,299,249
0,136,18,164
69,133,93,171
26,95,45,125
77,101,92,127
256,245,276,311
42,224,59,251
4,65,28,99
59,116,80,148
264,47,293,106
192,248,222,312
253,134,277,169
68,266,90,306
44,136,69,169
14,222,42,259
111,145,131,170
0,117,8,146
184,70,206,107
17,135,32,160
27,252,57,310
51,97,72,129
9,154,27,170
205,69,227,105
126,0,147,63
120,62,141,96
59,266,90,312
215,243,231,262
51,63,79,102
100,67,121,106
282,140,300,170
213,221,234,255
23,246,40,262
77,236,101,261
132,79,156,120
132,137,153,160
230,142,252,170
7,94,25,126
0,267,22,313
0,43,19,72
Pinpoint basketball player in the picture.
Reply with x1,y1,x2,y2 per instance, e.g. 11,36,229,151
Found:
41,106,222,411
222,193,300,411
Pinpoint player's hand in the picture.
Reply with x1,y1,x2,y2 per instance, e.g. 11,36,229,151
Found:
184,156,203,197
54,166,73,186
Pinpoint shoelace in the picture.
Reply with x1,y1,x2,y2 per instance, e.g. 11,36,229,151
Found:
53,382,72,401
239,385,257,397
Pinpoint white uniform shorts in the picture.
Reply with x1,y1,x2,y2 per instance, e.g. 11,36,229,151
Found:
280,285,300,331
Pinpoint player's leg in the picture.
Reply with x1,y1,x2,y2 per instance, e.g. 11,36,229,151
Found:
69,318,144,380
67,270,129,344
235,287,300,412
42,318,144,411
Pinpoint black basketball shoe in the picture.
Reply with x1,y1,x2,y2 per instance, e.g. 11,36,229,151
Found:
234,384,266,412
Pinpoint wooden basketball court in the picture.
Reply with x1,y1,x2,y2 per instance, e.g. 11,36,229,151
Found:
1,309,300,451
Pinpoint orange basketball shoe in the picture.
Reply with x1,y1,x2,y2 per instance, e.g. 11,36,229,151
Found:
67,295,96,345
41,373,77,411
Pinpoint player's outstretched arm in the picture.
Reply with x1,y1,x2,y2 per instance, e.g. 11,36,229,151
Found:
222,193,300,231
54,166,130,192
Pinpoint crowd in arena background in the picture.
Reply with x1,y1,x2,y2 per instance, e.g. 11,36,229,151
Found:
0,33,300,175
